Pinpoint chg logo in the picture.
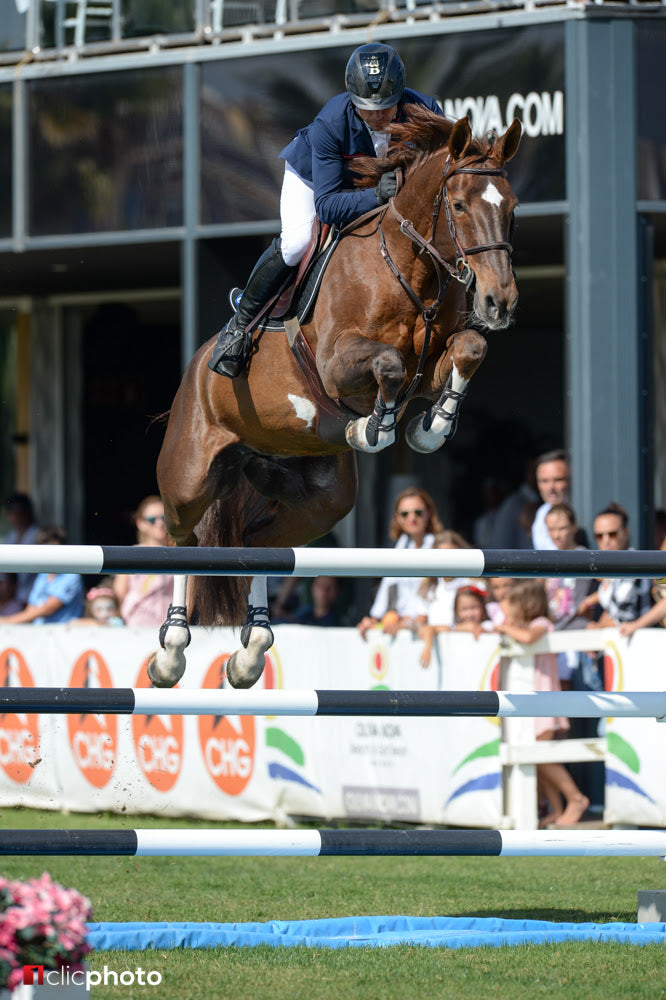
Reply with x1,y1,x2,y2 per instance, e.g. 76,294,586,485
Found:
131,658,184,792
0,648,40,783
198,655,256,796
67,651,118,788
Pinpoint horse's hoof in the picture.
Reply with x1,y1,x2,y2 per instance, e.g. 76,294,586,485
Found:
147,649,186,689
404,414,447,454
226,650,266,689
345,418,395,454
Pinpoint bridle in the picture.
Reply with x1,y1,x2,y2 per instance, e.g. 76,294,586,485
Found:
375,155,515,412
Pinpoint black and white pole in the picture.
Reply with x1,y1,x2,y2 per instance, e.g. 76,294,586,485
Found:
0,828,665,857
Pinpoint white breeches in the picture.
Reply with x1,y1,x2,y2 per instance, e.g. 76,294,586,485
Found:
280,164,316,267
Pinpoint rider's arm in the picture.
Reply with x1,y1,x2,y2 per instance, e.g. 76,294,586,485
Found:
311,117,380,227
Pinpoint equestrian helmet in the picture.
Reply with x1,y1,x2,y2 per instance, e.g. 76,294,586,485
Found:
345,43,405,111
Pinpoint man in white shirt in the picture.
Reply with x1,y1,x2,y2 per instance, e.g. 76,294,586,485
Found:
531,450,571,550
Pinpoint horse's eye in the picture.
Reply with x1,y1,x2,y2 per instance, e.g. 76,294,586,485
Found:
452,201,465,213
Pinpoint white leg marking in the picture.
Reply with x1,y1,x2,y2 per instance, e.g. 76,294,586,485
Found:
405,362,469,454
227,576,272,689
482,181,504,207
288,394,316,429
148,574,189,688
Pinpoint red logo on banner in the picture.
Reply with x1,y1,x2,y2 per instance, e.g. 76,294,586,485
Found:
198,656,255,796
131,658,184,792
0,649,40,784
67,651,117,788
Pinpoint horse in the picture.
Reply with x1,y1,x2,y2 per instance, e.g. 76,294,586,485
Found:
149,108,521,690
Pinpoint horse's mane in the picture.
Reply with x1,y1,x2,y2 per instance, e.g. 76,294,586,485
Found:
351,104,489,188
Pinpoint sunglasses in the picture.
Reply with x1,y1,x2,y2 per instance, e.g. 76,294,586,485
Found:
594,529,619,540
397,508,426,519
143,514,165,525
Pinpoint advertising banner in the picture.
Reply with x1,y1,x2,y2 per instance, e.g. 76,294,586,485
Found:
0,624,664,828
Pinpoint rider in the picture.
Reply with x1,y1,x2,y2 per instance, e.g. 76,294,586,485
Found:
208,42,444,378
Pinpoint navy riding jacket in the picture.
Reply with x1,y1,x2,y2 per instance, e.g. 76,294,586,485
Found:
279,89,443,229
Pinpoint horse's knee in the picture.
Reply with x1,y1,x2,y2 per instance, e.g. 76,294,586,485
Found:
371,348,407,397
451,331,487,378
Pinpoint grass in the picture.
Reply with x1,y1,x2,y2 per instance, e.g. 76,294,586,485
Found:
1,808,666,999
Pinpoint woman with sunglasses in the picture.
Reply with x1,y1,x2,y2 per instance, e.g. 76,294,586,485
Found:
356,487,443,639
113,495,174,627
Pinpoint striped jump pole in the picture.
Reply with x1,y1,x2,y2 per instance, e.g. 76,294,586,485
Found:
1,544,665,578
2,687,666,719
1,828,666,857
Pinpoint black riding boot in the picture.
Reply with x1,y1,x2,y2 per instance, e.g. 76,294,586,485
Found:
208,238,296,378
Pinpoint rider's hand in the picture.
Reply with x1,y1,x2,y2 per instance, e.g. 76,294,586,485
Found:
375,170,398,204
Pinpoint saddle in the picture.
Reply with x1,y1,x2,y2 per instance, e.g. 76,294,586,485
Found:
236,221,359,446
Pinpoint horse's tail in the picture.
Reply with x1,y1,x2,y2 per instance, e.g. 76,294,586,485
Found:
188,480,278,627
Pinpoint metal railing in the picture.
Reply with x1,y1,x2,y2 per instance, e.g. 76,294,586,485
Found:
2,0,663,64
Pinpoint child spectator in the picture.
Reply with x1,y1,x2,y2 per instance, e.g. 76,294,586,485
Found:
493,579,590,827
418,583,490,668
485,576,514,627
2,526,84,624
70,580,125,627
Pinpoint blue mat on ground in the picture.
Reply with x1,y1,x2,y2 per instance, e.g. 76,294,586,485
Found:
86,916,666,950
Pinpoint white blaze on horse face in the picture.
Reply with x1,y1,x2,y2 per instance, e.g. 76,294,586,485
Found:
481,181,504,208
288,394,316,429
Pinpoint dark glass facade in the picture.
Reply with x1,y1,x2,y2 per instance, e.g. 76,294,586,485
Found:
28,67,184,235
637,22,666,202
0,85,11,237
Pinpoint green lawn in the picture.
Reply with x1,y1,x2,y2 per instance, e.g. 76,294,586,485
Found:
1,808,665,1000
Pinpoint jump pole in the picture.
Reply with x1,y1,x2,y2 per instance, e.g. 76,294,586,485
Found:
2,688,666,719
1,544,665,578
1,829,665,857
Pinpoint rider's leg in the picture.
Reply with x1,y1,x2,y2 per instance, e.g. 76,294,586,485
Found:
208,167,314,379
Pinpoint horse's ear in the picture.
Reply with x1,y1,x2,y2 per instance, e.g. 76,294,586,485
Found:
495,119,522,164
449,117,472,161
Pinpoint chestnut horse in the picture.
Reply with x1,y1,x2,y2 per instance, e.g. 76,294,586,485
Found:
150,109,521,689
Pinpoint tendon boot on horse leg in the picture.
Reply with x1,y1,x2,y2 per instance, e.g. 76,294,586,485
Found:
226,576,274,689
345,389,400,453
208,237,296,378
147,574,191,688
406,331,487,454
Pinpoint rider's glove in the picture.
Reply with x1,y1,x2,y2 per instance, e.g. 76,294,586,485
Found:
375,170,398,204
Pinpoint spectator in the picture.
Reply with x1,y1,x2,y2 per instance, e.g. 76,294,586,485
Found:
356,487,443,640
531,450,571,550
293,576,342,626
2,525,84,624
473,476,509,549
113,496,174,627
580,502,652,628
70,581,125,627
487,459,539,550
0,574,23,617
619,532,666,638
544,502,598,687
485,576,514,626
3,492,40,607
413,528,478,630
418,583,490,668
493,579,589,827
